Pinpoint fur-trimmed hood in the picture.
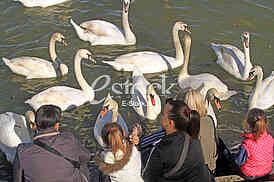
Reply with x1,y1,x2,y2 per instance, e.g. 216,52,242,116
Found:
96,142,133,175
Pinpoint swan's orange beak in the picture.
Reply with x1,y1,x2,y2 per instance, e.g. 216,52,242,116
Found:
54,123,60,132
88,54,96,63
61,39,68,46
100,107,109,118
150,94,156,106
244,41,249,49
214,98,222,111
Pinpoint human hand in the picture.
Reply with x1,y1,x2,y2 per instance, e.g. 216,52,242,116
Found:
129,124,142,145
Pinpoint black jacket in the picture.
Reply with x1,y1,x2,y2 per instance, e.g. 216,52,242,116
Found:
13,129,91,182
143,131,214,182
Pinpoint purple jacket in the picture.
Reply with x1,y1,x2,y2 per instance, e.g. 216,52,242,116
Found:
13,129,91,182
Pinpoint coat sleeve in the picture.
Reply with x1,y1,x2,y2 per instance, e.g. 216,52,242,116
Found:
143,147,163,182
13,147,23,182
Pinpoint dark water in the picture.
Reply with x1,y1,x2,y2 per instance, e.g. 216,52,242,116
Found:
1,0,274,180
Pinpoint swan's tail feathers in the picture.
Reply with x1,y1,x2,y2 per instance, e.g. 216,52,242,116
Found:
2,57,11,65
219,90,237,101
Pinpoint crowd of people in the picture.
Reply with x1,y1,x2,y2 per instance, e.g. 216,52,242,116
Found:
12,89,274,182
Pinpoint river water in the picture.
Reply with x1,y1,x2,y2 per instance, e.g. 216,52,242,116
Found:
0,0,274,180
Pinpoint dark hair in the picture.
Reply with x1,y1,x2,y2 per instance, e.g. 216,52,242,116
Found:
245,108,268,141
166,98,200,137
187,110,200,139
35,105,62,130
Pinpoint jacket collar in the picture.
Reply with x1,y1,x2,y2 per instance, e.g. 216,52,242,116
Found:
33,128,59,140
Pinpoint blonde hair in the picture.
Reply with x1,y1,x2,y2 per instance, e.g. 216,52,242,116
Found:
244,108,268,141
102,123,126,160
177,89,207,117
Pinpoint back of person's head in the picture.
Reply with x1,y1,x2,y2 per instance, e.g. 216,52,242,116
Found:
176,88,207,117
166,98,200,137
35,105,62,130
101,123,126,159
245,108,268,141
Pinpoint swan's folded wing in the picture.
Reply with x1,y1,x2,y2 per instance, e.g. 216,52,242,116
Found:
83,20,123,37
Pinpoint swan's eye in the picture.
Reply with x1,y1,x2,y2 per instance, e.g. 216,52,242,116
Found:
150,94,154,99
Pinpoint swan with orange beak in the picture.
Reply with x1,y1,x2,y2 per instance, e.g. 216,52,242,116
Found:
131,68,161,120
94,93,128,147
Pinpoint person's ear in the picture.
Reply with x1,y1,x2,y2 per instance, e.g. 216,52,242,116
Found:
169,119,175,129
54,123,60,132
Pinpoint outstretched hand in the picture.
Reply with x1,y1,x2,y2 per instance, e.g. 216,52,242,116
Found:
129,123,142,146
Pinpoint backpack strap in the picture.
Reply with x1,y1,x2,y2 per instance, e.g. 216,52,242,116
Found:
34,140,80,169
164,132,190,178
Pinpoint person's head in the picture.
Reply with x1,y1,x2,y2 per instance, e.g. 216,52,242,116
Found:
101,123,126,159
35,105,62,130
161,98,200,138
176,88,207,117
244,108,268,141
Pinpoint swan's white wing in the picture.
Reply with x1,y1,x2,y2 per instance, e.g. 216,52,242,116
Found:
16,0,69,7
94,111,128,147
108,51,179,73
3,57,56,78
211,43,245,79
179,74,228,97
254,73,274,109
83,20,124,38
0,112,32,162
25,86,90,111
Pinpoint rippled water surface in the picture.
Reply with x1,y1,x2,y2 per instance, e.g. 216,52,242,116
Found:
1,0,274,180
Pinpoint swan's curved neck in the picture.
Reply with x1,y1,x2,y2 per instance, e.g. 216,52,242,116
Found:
122,8,136,44
74,53,92,94
243,43,252,79
250,71,263,109
49,36,57,62
173,27,184,63
179,36,191,80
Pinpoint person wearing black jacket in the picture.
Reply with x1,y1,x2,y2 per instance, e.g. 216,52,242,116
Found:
142,99,214,182
13,105,91,182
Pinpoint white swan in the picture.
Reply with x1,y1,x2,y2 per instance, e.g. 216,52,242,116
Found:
25,49,96,111
131,68,161,120
70,0,136,46
247,65,274,110
103,22,191,74
94,93,128,147
13,0,70,8
0,111,34,162
2,33,68,79
178,34,237,101
211,32,253,80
